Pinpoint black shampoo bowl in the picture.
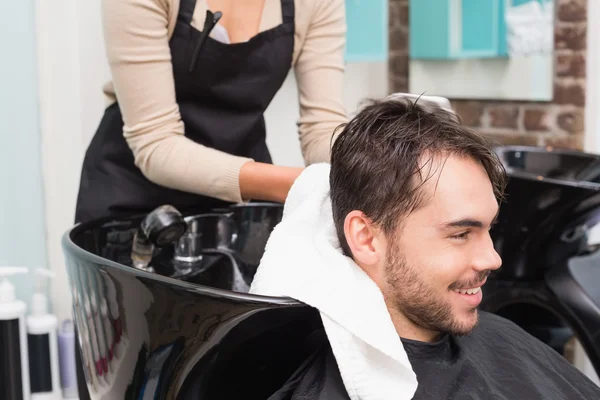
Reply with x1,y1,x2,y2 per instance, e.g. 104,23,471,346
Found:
490,146,600,280
483,145,600,375
62,207,321,399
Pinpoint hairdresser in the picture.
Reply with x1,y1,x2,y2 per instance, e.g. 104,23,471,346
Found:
73,0,347,397
74,0,348,224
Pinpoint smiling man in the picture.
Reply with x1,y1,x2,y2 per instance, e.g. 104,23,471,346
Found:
323,97,600,399
341,154,502,343
330,97,505,344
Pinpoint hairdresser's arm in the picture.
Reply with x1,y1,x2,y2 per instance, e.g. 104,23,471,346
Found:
239,163,303,203
102,0,301,204
294,0,348,164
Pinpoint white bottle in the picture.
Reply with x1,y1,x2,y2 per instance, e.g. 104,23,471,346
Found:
26,268,61,400
0,266,31,400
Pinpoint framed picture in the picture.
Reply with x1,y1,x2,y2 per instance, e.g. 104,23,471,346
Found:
408,0,555,101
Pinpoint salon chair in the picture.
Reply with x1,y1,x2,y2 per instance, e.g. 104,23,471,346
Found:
62,203,324,399
482,145,600,376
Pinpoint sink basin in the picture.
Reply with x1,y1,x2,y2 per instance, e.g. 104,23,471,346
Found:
495,145,600,185
62,203,322,399
490,145,600,280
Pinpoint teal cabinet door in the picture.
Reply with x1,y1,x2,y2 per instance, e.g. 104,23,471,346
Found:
409,0,451,59
409,0,508,60
460,0,500,57
345,0,388,62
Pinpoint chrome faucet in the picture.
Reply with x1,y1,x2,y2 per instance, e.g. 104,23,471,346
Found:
131,205,188,271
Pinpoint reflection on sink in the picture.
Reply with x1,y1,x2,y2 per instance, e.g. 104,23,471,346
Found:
183,251,250,293
152,250,250,293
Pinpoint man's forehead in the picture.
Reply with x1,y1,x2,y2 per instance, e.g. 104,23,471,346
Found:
412,154,497,223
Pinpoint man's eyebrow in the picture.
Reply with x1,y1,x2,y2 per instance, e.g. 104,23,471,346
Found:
439,218,484,230
439,211,499,230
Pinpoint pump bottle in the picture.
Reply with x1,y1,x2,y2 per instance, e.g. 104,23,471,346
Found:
26,268,61,400
0,266,31,400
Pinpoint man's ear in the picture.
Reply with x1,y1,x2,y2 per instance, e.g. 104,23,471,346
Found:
343,210,385,274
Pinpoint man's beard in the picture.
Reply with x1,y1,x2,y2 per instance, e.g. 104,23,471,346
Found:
384,241,487,337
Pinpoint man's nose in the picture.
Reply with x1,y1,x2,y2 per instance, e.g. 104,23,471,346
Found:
473,234,502,272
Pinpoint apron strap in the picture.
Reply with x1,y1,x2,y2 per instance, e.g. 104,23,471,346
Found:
178,0,197,25
281,0,295,31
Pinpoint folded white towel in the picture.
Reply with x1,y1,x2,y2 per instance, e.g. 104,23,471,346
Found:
250,163,418,400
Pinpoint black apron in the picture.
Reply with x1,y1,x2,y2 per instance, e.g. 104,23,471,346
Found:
73,1,295,398
74,0,295,224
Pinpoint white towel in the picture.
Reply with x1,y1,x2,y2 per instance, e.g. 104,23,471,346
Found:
250,163,418,400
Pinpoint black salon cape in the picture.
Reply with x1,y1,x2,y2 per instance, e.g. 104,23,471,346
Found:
268,312,600,399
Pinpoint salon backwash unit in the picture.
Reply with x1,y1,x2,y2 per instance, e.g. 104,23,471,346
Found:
482,145,600,374
62,145,600,398
63,202,326,399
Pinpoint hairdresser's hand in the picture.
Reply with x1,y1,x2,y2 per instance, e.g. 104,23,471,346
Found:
239,162,304,204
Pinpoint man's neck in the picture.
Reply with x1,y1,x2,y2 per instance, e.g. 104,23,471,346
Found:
387,308,442,343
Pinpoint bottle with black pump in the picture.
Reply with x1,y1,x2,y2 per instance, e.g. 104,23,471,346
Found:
0,266,31,400
27,268,61,400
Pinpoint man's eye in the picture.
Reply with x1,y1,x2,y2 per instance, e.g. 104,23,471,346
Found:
451,231,470,240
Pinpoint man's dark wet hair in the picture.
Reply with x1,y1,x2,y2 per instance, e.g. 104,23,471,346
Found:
329,96,507,256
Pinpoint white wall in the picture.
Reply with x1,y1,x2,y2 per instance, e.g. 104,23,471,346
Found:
584,0,600,154
266,64,389,167
36,0,89,323
0,0,48,305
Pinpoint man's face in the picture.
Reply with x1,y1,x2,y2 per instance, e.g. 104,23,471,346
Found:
381,154,501,338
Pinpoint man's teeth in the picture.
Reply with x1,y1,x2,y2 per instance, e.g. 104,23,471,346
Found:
454,287,481,295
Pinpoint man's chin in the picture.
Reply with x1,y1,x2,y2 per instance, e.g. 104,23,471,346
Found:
447,308,479,336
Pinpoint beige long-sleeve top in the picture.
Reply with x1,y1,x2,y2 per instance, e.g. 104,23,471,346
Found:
101,0,348,203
